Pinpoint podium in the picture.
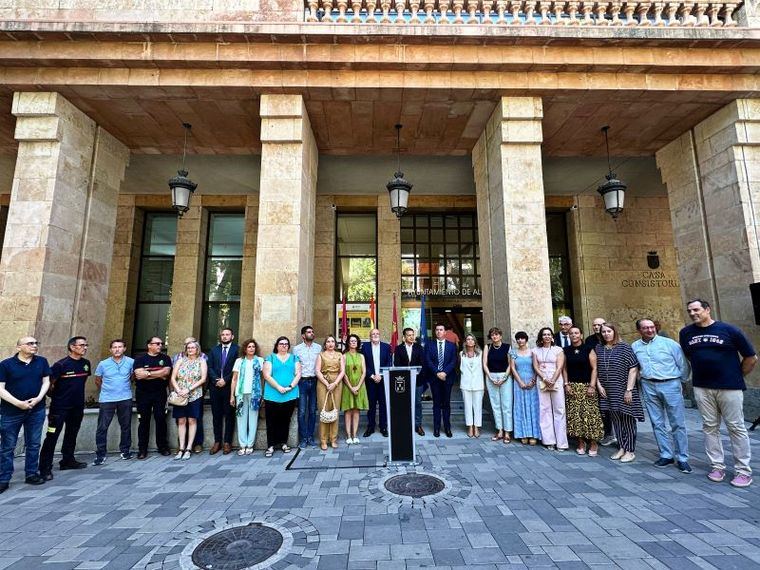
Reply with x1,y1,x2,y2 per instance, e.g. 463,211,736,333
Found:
382,366,421,463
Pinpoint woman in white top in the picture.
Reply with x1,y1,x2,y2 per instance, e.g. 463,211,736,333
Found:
459,334,485,438
230,338,265,455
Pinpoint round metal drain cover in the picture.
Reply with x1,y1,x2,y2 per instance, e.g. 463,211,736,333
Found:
384,473,445,498
191,523,283,570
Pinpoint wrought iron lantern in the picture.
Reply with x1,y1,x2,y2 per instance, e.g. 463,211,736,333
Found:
597,126,627,219
386,124,413,218
168,122,198,217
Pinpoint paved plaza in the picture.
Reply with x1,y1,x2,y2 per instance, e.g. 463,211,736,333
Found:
0,408,759,570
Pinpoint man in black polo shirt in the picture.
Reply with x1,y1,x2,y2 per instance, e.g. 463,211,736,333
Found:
0,336,51,493
39,336,90,480
133,336,172,459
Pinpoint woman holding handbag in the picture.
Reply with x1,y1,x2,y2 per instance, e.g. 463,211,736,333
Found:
170,340,207,460
315,335,344,450
230,339,264,456
532,327,568,451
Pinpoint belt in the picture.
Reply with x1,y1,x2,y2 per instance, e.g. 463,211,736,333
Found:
301,375,317,380
641,377,679,383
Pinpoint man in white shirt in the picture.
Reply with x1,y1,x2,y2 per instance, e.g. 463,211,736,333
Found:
393,328,426,436
360,329,392,437
293,325,322,449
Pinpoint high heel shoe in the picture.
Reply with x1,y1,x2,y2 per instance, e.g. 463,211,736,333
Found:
181,450,191,461
174,450,183,460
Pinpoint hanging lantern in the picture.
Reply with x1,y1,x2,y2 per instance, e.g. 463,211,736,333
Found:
597,126,627,219
386,124,413,218
168,122,197,217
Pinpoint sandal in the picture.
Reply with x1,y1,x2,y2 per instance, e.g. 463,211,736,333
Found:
265,447,274,457
181,450,191,460
320,443,328,450
474,428,480,438
491,432,503,441
502,435,511,444
281,444,292,453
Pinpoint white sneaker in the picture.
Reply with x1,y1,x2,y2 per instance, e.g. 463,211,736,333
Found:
346,438,353,445
353,438,360,445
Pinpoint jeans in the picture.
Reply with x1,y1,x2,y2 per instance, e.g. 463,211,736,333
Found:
210,383,234,445
236,394,259,448
0,405,46,483
693,387,751,476
641,379,688,463
298,377,317,443
487,373,514,432
95,399,132,458
136,389,168,453
39,406,84,474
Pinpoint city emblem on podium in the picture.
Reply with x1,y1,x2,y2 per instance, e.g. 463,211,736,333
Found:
394,375,406,393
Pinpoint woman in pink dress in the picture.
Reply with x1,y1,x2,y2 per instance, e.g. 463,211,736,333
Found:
532,327,568,451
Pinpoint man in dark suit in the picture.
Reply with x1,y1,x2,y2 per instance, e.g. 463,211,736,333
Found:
394,327,426,436
206,328,238,455
361,329,393,438
423,323,458,438
554,316,573,348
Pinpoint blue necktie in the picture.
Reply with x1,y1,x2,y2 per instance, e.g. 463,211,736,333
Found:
438,341,444,371
221,346,228,370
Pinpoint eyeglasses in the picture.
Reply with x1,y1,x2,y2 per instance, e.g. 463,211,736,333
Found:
23,341,39,346
278,342,289,346
74,344,89,348
149,342,163,346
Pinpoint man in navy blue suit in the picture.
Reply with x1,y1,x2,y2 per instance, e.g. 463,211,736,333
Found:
424,323,458,438
394,327,426,436
361,329,393,438
206,328,238,455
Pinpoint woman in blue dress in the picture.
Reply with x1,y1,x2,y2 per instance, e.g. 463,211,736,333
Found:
510,331,541,444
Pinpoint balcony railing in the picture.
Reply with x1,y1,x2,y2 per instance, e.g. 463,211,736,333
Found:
304,1,743,26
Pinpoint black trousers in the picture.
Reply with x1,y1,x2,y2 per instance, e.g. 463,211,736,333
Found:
39,406,84,474
429,379,454,431
136,389,168,452
265,399,296,448
602,409,613,438
210,383,234,444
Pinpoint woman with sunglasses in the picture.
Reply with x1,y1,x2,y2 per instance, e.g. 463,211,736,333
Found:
262,336,301,457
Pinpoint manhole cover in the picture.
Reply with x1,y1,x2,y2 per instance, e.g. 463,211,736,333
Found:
191,523,283,570
384,473,445,498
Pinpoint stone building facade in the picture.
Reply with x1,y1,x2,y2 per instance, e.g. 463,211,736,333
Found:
0,1,758,406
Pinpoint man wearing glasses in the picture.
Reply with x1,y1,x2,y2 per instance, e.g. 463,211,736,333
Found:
133,337,172,459
0,337,51,493
39,336,91,480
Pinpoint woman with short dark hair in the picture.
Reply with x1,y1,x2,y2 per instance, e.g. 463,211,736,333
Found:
510,331,541,445
591,322,643,463
262,336,301,457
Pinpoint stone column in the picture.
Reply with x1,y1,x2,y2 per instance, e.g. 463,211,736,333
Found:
253,94,318,350
657,99,760,372
472,96,554,337
237,193,260,341
377,195,401,340
0,92,128,359
167,204,208,352
312,195,336,338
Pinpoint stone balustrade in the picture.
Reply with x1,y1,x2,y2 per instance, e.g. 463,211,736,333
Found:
304,0,743,26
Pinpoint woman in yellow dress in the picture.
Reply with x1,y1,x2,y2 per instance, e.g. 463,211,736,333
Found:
341,334,368,444
315,335,344,450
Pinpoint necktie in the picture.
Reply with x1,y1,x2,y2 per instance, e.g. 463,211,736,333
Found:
438,341,444,371
221,346,228,370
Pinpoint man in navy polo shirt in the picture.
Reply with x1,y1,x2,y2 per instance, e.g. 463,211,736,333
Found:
39,336,91,480
679,299,757,488
133,336,172,459
0,336,51,493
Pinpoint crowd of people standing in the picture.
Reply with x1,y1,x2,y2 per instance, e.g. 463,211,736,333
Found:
0,298,755,494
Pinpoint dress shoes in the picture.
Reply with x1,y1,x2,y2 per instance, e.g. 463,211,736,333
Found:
209,442,222,455
41,472,54,482
192,444,203,454
0,483,8,494
59,460,87,470
222,443,232,455
159,449,172,457
434,429,440,438
137,451,148,460
415,426,425,436
363,428,374,438
380,428,388,437
25,474,45,485
445,428,453,438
